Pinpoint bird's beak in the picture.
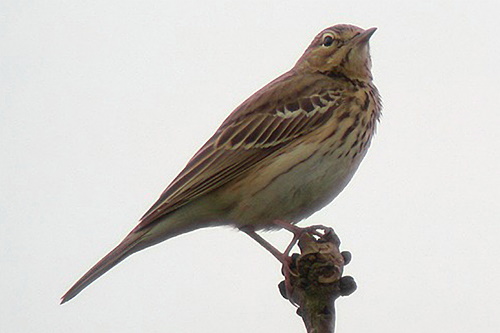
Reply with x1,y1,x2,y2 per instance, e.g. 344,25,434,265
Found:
351,27,377,45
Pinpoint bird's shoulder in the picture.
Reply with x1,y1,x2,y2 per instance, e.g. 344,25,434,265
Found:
213,70,353,149
219,70,351,126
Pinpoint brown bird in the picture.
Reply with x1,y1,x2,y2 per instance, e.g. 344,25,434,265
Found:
61,24,382,304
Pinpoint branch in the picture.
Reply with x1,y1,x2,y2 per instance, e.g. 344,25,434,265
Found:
278,228,356,333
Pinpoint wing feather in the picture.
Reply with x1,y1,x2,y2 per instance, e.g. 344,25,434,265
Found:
137,73,345,229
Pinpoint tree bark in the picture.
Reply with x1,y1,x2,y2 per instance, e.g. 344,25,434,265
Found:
279,228,356,333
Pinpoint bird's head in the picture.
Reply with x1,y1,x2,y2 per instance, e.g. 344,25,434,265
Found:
295,24,377,81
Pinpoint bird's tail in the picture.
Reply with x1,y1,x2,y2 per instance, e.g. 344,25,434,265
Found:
60,228,150,304
61,207,211,304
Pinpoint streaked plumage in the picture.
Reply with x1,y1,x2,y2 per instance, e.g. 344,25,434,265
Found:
61,24,381,304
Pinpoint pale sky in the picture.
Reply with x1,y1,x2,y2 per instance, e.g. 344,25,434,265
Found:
1,1,499,332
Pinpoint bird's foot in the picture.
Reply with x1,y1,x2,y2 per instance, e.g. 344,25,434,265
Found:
281,254,298,302
241,223,331,302
272,220,329,256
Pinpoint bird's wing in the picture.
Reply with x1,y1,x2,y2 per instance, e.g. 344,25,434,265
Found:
137,72,345,229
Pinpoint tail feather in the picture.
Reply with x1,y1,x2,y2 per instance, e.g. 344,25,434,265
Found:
60,230,147,304
61,212,203,304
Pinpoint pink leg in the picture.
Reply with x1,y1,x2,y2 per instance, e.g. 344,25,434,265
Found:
241,229,287,263
241,228,295,297
273,220,328,255
241,223,329,300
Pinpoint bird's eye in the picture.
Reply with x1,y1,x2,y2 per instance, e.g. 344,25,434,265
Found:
322,35,335,47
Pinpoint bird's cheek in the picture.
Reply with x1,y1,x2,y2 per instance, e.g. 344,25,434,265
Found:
320,53,341,71
347,48,369,68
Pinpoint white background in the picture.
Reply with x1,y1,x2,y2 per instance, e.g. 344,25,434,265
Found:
2,1,499,332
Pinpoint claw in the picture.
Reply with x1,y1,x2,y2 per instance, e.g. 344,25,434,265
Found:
273,220,329,256
241,223,330,303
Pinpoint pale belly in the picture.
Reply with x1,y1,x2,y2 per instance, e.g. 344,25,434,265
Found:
224,141,368,228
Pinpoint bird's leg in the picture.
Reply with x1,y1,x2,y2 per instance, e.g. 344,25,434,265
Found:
241,223,330,301
240,228,296,298
240,228,286,263
273,220,328,255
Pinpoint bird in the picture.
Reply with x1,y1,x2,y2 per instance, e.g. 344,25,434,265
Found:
61,23,382,304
